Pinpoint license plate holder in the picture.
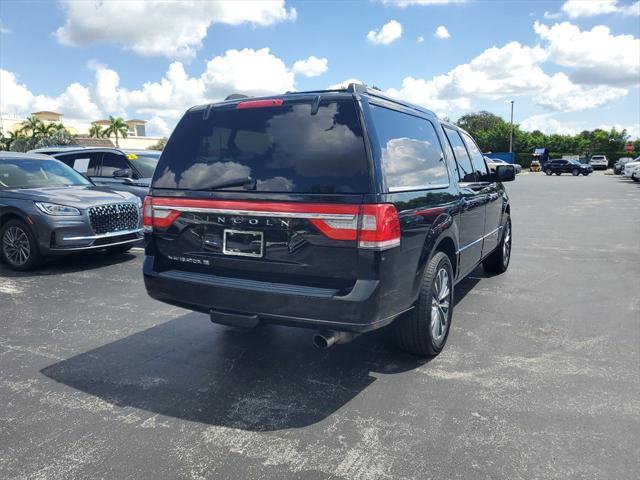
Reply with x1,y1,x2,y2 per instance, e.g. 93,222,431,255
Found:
222,229,264,258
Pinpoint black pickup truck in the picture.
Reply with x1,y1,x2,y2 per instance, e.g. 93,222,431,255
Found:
142,84,515,357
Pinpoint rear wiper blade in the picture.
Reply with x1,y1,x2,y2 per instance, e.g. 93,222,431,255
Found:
195,176,257,191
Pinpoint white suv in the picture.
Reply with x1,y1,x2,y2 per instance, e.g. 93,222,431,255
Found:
623,157,640,177
589,155,608,170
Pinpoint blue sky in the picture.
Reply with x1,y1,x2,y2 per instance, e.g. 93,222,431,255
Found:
1,0,639,138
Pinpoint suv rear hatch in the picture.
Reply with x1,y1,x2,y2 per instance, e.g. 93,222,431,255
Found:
146,96,395,294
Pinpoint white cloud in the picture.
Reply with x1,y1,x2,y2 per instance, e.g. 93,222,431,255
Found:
292,56,329,77
0,69,35,115
417,35,425,43
535,73,627,111
327,78,364,90
534,21,640,86
146,116,172,137
1,47,317,137
434,25,451,39
0,69,101,120
367,20,403,44
543,11,563,19
201,48,295,98
561,0,639,18
54,0,297,61
520,114,579,135
0,19,10,34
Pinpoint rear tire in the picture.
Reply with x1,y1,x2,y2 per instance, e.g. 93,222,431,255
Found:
483,216,512,274
545,169,552,175
572,169,579,176
394,252,454,357
1,219,42,271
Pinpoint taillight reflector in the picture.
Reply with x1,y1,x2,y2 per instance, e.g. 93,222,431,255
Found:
236,99,284,109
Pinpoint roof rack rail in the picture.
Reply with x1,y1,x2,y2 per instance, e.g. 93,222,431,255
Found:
361,86,431,116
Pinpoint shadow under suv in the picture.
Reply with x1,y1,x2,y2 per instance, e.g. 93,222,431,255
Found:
143,84,515,356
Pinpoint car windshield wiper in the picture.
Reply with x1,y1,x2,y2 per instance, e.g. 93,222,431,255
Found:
195,176,257,191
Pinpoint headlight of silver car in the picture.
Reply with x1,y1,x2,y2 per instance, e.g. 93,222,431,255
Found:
35,202,81,216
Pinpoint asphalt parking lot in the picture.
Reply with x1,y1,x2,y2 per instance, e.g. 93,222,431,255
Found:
1,172,639,480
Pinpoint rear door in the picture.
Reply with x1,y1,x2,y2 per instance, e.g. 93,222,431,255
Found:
460,131,503,256
443,126,486,277
148,97,371,292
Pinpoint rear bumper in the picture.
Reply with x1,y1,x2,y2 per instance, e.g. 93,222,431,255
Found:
143,256,406,332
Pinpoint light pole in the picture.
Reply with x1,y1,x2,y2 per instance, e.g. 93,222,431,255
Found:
509,100,514,155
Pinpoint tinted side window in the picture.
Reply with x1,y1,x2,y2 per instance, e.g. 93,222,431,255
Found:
443,127,475,183
369,105,448,191
55,153,100,176
460,131,489,178
101,153,131,177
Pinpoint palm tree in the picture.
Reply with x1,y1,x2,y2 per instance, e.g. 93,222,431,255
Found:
20,116,44,139
2,131,23,150
103,116,128,147
34,122,60,138
88,122,104,138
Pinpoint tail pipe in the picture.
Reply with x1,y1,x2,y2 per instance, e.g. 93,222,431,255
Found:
313,330,360,349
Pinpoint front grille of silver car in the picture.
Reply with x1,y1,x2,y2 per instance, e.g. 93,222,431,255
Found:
88,203,139,234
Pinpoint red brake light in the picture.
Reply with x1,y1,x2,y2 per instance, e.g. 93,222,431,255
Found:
236,99,284,109
357,204,401,250
142,196,181,231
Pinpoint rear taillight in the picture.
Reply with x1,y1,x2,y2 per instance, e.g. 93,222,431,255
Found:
308,203,400,250
357,204,401,250
143,198,400,250
142,196,153,232
142,196,181,232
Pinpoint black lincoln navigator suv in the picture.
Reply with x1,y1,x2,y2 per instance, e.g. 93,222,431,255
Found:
143,84,515,356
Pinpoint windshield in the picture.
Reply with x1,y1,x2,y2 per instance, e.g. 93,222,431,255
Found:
130,154,159,178
569,160,582,165
0,158,91,190
153,98,369,193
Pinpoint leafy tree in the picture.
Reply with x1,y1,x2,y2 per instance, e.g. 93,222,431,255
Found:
20,116,45,139
34,129,75,148
147,138,167,150
103,116,129,147
88,122,105,138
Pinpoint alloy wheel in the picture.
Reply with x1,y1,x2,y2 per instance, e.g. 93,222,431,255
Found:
502,221,512,267
2,226,31,266
430,267,451,345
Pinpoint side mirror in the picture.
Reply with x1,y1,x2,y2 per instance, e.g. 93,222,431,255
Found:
495,165,516,182
113,168,133,179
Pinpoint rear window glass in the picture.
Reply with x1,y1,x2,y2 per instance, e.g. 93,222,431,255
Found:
369,105,448,191
153,99,370,193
